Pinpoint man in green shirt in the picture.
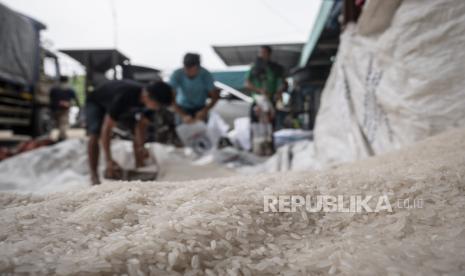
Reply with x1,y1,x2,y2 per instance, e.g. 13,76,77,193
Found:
245,45,287,106
245,46,287,155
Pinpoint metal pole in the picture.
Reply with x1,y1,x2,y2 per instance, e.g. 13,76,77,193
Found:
110,0,118,79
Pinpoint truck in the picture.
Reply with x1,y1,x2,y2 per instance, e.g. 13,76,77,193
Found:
0,2,60,136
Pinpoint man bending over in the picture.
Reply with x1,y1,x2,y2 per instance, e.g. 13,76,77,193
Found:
85,80,172,185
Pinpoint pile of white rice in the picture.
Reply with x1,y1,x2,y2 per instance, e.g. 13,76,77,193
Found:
1,128,465,275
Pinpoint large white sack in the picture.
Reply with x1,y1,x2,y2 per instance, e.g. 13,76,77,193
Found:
313,0,465,167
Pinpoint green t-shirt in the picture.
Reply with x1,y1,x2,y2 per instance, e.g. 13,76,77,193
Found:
246,61,284,100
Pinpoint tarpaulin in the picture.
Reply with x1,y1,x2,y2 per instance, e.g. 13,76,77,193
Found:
0,3,41,86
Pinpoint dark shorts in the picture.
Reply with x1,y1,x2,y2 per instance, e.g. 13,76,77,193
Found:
181,106,205,117
85,101,106,135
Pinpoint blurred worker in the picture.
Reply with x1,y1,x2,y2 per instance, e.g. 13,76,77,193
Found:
170,53,219,124
85,80,173,185
49,76,80,140
245,45,287,155
245,45,287,109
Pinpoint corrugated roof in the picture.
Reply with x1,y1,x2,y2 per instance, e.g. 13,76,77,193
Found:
59,49,130,73
212,43,304,73
298,0,336,67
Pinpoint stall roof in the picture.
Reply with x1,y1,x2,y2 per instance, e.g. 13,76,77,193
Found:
122,64,161,83
298,0,337,67
291,0,340,86
59,49,130,73
212,43,304,72
123,64,160,74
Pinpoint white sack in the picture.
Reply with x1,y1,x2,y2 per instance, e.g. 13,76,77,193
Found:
228,117,252,151
206,112,230,147
312,0,465,167
176,122,212,155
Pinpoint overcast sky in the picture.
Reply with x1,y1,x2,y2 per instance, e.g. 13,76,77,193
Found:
2,0,321,74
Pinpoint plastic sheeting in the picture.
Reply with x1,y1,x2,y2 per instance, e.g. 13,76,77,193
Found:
311,0,465,168
273,129,312,149
0,139,235,194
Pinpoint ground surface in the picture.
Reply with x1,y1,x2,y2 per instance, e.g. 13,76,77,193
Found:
0,128,464,275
